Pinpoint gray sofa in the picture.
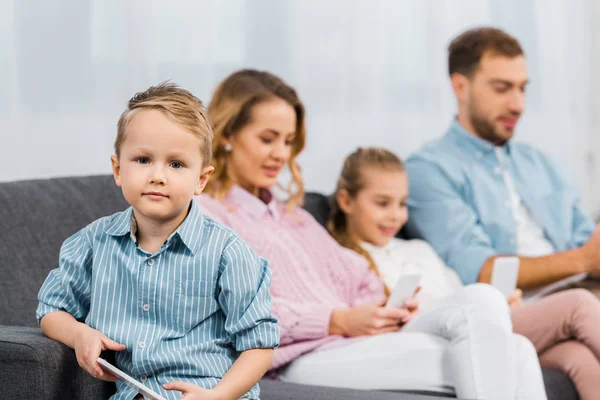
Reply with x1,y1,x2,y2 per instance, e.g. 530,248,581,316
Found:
0,175,577,400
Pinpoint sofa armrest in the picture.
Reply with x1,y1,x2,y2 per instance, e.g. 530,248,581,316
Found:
0,325,115,400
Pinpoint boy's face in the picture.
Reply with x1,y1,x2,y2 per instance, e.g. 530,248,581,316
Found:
111,109,213,224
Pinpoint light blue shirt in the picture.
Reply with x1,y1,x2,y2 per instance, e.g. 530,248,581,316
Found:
37,201,279,400
405,120,594,285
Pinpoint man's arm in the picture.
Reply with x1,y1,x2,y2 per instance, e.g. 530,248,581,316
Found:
478,251,587,289
543,153,596,248
405,157,499,284
479,224,600,288
405,156,600,287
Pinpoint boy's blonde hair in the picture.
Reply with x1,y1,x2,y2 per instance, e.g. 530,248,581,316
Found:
328,147,405,297
205,69,306,211
115,82,213,167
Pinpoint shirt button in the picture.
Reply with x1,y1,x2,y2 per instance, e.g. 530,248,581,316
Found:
142,304,150,312
138,342,146,349
140,375,147,382
146,258,154,266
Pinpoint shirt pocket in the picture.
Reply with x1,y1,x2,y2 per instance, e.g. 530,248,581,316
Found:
173,279,219,333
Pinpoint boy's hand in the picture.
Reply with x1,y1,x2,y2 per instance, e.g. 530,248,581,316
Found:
163,382,226,400
72,324,126,382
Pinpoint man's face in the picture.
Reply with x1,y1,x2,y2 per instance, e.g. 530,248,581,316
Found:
459,52,529,145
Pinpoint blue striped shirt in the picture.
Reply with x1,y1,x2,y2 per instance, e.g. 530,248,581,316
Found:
37,201,279,400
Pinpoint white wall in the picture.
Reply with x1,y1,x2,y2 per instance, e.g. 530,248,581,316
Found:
1,0,598,216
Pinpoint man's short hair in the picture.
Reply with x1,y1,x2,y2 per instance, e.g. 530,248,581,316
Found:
448,27,524,77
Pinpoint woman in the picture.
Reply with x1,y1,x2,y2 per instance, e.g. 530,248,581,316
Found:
194,69,547,399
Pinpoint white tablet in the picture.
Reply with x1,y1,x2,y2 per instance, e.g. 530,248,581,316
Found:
491,256,520,298
97,357,167,400
385,274,421,308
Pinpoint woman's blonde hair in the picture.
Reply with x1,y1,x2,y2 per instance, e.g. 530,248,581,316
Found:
205,69,306,210
327,147,405,296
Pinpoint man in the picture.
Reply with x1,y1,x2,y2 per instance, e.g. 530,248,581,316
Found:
405,27,600,297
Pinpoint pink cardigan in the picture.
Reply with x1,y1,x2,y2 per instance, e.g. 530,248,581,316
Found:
194,186,385,371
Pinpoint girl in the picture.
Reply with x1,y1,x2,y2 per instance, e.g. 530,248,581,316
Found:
194,69,547,400
329,146,600,400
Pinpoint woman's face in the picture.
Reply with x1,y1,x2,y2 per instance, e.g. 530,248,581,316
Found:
225,98,297,195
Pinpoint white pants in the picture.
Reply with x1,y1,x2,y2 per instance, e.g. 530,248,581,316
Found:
279,284,547,400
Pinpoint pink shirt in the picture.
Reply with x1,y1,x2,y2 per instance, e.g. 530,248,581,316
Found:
194,186,385,371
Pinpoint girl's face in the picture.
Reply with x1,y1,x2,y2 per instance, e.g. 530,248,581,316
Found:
224,98,297,196
338,168,409,247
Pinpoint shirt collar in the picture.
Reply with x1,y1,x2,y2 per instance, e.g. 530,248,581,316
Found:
447,118,512,156
103,201,205,255
224,185,280,221
360,240,396,254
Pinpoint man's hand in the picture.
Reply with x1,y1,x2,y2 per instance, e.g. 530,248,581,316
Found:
582,225,600,278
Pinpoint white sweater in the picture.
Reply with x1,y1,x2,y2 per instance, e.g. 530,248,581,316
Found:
361,238,464,312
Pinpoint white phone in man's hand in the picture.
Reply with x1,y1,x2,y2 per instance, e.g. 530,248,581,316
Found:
491,256,520,297
97,357,167,400
386,274,422,308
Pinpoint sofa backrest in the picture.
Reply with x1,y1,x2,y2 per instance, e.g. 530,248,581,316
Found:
0,174,335,327
302,192,332,227
0,175,128,327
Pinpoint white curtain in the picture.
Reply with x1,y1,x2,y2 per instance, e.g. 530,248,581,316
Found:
1,0,598,216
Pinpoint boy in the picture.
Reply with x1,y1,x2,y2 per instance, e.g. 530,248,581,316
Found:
37,82,279,400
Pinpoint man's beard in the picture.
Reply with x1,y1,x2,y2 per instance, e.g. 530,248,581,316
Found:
468,103,513,146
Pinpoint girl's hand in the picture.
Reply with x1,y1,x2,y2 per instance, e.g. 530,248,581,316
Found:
329,299,410,337
402,286,421,324
508,288,524,311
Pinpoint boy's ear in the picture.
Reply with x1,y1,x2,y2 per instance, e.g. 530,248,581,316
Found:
195,165,215,195
110,155,122,188
336,189,354,214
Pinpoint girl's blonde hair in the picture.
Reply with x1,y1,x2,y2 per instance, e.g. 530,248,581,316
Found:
328,147,405,296
204,69,306,210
